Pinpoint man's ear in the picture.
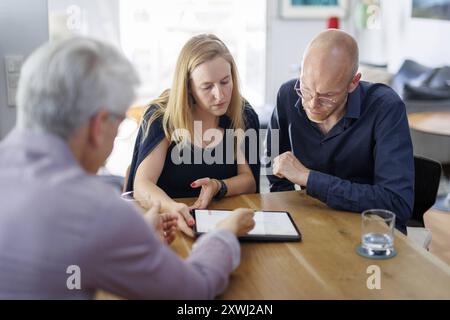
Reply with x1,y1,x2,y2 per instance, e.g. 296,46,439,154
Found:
87,110,109,148
348,73,361,93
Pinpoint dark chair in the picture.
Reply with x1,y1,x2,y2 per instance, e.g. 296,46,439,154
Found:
408,156,442,227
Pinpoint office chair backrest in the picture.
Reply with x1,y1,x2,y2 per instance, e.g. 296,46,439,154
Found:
409,155,442,227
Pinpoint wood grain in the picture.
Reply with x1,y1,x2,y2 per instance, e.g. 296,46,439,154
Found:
173,191,450,299
97,191,450,299
424,208,450,267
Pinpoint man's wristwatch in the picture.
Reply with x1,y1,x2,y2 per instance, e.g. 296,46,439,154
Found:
214,179,227,200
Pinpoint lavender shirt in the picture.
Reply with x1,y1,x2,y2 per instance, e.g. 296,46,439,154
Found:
0,129,240,299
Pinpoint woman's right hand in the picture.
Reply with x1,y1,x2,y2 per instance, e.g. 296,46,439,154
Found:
216,208,255,237
170,202,195,238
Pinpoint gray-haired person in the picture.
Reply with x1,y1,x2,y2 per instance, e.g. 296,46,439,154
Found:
0,37,254,299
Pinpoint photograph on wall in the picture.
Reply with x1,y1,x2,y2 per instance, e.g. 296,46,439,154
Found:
280,0,348,19
412,0,450,21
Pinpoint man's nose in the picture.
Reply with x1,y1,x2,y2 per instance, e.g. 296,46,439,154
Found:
309,95,322,109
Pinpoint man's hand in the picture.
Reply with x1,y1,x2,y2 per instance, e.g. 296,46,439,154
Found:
189,177,221,210
159,212,178,244
216,208,255,236
143,201,178,244
273,151,310,186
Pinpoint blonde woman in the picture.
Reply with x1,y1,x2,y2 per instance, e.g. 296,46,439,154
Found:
126,34,260,236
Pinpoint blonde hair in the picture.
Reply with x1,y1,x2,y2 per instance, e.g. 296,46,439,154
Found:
143,34,244,144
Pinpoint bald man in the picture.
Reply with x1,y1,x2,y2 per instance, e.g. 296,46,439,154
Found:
265,30,414,233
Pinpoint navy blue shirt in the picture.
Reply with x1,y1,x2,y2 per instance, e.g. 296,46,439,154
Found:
265,79,414,233
126,103,260,198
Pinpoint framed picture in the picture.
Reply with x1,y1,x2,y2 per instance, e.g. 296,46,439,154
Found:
279,0,349,19
412,0,450,21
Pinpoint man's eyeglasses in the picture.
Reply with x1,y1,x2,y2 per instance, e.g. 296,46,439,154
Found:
294,79,342,109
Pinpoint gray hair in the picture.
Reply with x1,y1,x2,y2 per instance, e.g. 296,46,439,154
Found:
16,37,140,139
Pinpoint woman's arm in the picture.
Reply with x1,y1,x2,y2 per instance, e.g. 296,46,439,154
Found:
134,139,195,236
134,138,171,209
220,138,257,196
222,160,256,197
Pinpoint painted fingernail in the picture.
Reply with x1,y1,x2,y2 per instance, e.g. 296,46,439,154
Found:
189,219,195,226
191,182,196,187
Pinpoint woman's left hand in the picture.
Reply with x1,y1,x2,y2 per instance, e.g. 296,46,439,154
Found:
189,177,221,209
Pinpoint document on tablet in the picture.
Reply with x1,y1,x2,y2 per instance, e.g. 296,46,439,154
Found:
193,209,302,241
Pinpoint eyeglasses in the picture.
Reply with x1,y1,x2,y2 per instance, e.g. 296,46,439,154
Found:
294,79,343,109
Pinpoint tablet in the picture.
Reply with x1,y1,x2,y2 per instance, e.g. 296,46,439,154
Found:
192,209,302,241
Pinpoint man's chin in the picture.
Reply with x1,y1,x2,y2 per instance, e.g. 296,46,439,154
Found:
305,111,328,123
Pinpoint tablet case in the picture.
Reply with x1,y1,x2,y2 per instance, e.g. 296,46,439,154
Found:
192,209,302,242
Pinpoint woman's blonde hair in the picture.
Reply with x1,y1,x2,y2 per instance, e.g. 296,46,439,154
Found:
143,34,244,144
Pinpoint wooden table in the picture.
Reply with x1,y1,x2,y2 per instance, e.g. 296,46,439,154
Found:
408,111,450,212
424,208,450,267
408,111,450,176
408,112,450,137
171,191,450,299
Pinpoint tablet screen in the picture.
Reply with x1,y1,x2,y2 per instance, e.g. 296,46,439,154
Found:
193,209,301,239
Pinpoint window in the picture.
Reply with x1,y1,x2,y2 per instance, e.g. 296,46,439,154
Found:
48,0,267,176
119,0,266,109
49,0,266,110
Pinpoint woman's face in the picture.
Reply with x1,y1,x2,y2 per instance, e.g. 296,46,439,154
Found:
189,56,233,117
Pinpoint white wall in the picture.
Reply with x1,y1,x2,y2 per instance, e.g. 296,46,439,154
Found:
265,0,354,110
48,0,120,48
382,0,450,73
0,0,49,139
265,0,450,107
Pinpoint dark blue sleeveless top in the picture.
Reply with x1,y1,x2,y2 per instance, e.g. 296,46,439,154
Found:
126,103,260,198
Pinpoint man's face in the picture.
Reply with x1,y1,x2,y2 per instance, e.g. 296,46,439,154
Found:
84,111,125,174
99,113,124,165
296,75,351,123
298,52,358,123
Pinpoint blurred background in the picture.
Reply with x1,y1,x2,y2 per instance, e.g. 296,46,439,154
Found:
1,0,449,189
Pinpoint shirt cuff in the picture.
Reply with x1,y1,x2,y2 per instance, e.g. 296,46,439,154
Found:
306,170,332,204
192,229,241,271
